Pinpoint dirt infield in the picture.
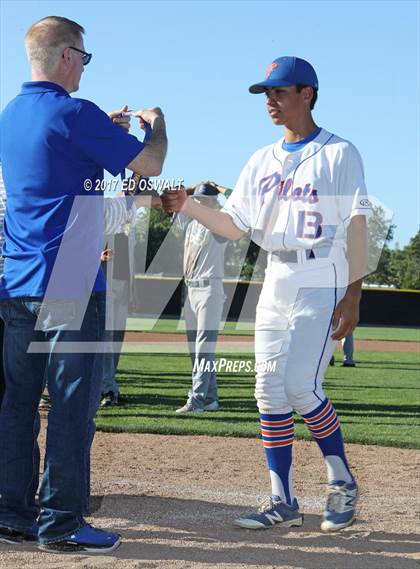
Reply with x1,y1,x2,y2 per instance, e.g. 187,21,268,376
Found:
124,332,420,353
1,429,419,569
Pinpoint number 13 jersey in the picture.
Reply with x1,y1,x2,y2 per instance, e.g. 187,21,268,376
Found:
222,128,372,253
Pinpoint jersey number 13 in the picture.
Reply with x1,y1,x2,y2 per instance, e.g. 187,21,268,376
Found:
296,211,323,239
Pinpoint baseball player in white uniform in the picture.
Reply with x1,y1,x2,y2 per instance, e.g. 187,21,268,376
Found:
162,56,371,532
174,182,228,413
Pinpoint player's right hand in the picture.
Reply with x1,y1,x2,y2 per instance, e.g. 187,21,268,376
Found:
132,107,164,130
161,187,187,212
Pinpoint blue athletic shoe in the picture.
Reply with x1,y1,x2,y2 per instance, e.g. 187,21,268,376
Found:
0,522,38,545
234,497,303,530
38,523,121,553
321,480,359,532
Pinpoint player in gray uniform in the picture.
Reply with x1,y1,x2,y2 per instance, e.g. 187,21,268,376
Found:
175,183,228,414
93,187,162,409
99,196,142,407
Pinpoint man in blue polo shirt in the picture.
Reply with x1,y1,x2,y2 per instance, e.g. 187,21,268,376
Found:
0,15,167,553
0,163,5,406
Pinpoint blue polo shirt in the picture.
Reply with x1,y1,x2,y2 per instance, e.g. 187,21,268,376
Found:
0,81,144,299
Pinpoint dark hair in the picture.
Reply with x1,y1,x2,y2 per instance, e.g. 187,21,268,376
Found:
296,84,318,110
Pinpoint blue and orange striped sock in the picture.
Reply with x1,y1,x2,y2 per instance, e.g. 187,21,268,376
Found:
260,412,295,505
301,398,353,483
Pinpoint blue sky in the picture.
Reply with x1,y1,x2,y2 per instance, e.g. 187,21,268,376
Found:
1,0,419,247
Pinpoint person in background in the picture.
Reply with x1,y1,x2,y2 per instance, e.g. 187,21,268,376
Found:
342,334,356,367
174,182,229,414
97,184,162,408
330,334,356,367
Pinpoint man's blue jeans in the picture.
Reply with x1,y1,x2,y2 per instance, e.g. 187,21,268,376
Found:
0,293,104,544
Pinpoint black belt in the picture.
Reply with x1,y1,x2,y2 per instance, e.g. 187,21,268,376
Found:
272,249,316,263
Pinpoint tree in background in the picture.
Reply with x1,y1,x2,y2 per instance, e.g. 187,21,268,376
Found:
135,208,183,275
364,204,396,286
389,231,420,290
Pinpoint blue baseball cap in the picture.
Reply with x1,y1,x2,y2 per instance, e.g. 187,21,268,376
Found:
249,56,318,94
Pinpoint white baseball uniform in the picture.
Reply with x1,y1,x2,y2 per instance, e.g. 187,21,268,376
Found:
223,128,371,415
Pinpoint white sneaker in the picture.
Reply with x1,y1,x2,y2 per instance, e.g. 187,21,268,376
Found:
204,401,219,411
175,403,204,414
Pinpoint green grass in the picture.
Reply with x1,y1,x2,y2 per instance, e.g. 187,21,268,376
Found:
96,350,420,449
353,327,420,342
126,317,420,342
126,317,254,335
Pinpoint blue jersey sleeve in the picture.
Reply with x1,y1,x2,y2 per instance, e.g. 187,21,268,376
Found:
69,100,144,176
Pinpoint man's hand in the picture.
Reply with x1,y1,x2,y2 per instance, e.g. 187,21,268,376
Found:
161,187,188,213
331,292,360,341
108,105,131,131
132,107,164,131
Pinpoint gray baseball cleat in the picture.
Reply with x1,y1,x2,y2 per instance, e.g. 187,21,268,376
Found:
321,480,359,532
234,497,303,530
203,401,219,411
175,402,204,414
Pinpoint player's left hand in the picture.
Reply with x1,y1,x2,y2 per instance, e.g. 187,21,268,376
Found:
108,105,131,131
331,294,360,341
100,248,113,262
